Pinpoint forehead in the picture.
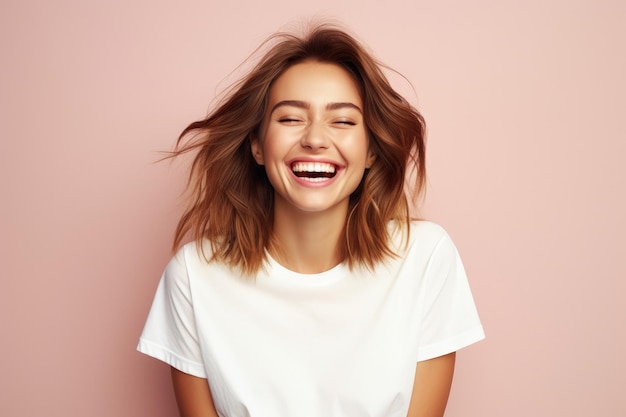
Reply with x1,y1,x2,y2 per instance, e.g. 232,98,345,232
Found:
268,61,363,106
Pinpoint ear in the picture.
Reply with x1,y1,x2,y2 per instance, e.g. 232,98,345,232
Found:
250,134,265,165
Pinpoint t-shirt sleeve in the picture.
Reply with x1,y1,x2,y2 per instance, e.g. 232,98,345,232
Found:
415,232,485,362
137,247,207,378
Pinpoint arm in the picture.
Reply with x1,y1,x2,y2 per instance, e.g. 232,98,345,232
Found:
171,367,219,417
406,352,456,417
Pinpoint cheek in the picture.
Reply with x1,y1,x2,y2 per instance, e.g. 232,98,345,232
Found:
259,135,287,183
260,128,292,161
261,138,281,164
351,132,372,165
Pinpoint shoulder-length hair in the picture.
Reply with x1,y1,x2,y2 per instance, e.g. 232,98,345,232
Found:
171,24,426,275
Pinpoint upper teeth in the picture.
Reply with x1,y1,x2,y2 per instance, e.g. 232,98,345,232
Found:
292,162,336,173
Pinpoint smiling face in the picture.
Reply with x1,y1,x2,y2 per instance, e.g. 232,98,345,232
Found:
251,60,375,219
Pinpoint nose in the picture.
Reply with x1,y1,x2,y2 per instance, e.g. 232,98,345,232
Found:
300,121,330,151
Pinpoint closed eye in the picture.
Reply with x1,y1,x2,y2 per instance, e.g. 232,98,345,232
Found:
278,117,304,124
333,120,357,126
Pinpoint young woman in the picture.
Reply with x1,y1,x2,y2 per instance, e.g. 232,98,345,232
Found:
138,24,484,417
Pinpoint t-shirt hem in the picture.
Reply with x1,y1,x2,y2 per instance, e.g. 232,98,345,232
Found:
416,325,486,362
137,338,207,378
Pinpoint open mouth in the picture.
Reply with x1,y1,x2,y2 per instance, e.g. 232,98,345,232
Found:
291,162,337,181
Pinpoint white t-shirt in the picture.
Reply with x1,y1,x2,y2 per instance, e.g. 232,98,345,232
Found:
138,221,484,417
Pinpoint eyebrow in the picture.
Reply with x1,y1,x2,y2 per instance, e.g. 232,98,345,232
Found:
270,100,362,114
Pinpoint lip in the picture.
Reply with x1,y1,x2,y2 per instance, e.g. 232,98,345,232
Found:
285,157,344,187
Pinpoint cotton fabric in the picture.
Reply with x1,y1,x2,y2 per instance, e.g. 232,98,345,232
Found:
138,221,484,417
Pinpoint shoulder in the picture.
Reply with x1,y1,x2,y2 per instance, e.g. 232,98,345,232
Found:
170,239,214,266
409,220,449,241
385,220,463,273
166,239,249,289
163,240,212,284
389,220,450,251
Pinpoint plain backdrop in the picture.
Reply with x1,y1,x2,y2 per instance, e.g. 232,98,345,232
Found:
1,0,624,416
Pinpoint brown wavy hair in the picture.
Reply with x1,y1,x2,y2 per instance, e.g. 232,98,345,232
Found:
171,24,426,275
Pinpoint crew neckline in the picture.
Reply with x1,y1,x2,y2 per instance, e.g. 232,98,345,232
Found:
263,251,348,286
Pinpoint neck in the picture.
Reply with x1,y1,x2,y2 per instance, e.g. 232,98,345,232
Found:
270,200,347,274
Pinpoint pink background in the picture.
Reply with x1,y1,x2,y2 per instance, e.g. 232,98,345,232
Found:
2,0,624,416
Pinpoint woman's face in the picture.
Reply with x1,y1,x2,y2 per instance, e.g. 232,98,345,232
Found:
252,60,375,218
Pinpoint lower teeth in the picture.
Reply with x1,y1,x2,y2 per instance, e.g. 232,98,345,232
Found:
301,177,329,182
